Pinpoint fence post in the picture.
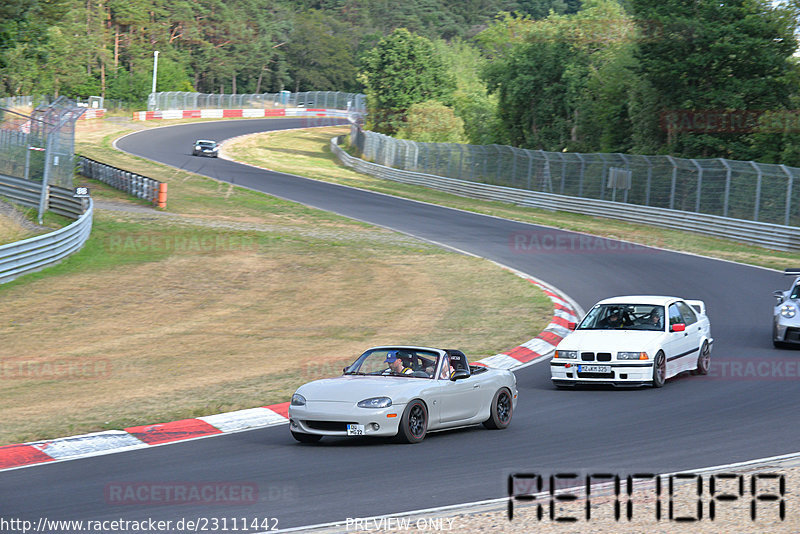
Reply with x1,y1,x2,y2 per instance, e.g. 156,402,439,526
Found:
576,153,585,197
666,156,677,210
618,153,630,203
691,159,703,213
749,161,762,221
781,164,793,226
557,152,566,195
720,159,731,218
37,133,54,223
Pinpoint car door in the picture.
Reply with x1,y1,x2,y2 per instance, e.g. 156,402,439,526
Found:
662,302,697,376
436,355,481,424
676,300,704,371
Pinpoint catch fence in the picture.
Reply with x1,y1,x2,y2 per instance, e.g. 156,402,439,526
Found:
350,126,800,228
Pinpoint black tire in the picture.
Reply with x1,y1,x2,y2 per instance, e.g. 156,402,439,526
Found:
483,388,513,430
652,351,666,388
693,341,710,375
397,400,427,443
291,431,322,443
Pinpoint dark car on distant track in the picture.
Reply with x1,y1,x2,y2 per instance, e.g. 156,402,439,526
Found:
192,139,219,157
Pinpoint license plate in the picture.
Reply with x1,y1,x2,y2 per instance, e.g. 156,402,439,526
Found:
347,424,365,436
578,364,611,373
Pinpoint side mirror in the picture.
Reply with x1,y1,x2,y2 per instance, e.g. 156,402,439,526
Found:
451,369,470,381
343,367,349,374
671,323,686,332
774,290,785,303
567,322,577,331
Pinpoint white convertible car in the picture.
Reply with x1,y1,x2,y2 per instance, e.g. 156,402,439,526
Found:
288,346,518,443
550,296,713,388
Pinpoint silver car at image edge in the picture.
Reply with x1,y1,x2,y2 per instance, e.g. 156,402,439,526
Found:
773,268,800,347
288,346,518,444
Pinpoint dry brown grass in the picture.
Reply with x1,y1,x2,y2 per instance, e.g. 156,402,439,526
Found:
0,203,41,245
1,139,552,445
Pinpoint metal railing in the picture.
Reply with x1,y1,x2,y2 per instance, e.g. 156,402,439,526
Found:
0,174,93,284
148,91,366,115
349,126,800,228
333,136,800,251
78,156,164,205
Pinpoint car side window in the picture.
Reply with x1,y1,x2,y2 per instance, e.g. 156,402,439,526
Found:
676,301,698,325
668,304,683,326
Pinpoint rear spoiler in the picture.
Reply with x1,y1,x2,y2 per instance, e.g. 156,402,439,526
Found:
686,299,706,315
785,268,800,275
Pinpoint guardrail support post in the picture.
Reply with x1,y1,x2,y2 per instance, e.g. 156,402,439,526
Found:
157,182,168,208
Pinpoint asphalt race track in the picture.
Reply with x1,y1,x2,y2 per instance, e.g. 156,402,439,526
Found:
3,118,798,531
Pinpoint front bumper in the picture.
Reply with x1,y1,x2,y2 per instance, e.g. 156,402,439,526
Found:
289,401,404,438
550,360,654,386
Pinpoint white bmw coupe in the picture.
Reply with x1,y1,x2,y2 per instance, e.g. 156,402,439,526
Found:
289,346,518,444
550,296,713,388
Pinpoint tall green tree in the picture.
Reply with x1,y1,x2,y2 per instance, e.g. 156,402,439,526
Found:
285,10,359,92
360,28,454,134
630,0,799,159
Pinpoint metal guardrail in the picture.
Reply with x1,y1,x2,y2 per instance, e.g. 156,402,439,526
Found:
77,156,166,207
0,197,93,285
350,126,800,228
332,136,800,251
0,173,86,218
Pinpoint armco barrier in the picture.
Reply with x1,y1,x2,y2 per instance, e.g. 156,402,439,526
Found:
133,107,351,121
0,195,93,285
0,174,86,218
332,137,800,251
77,156,166,207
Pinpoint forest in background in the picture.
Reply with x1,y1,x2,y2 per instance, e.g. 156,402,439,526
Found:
1,0,800,164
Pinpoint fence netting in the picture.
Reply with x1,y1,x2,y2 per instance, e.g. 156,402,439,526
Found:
350,125,800,227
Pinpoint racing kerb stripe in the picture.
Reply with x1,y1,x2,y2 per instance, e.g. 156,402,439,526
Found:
0,258,578,471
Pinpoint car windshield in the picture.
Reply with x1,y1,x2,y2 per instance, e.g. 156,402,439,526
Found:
344,348,440,378
197,141,216,147
578,304,665,331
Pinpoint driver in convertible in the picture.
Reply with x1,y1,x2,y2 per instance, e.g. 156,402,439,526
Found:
385,351,413,375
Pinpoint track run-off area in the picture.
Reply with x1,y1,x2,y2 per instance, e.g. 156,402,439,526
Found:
2,118,798,532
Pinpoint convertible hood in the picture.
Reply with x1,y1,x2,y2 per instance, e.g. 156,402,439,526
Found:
557,330,665,352
296,376,429,403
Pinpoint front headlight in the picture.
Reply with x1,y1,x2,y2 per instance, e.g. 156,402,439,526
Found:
617,351,648,360
781,304,796,318
357,397,392,409
555,350,578,359
291,393,306,406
